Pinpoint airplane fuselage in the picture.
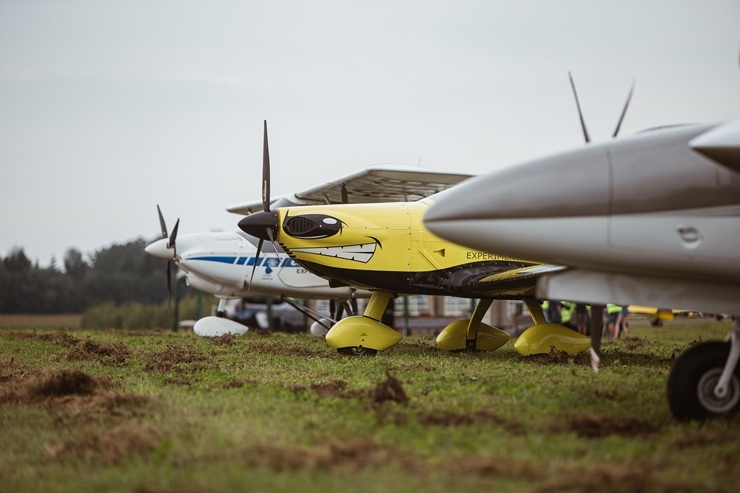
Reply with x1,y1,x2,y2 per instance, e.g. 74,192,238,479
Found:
424,122,740,314
272,200,549,299
145,231,357,299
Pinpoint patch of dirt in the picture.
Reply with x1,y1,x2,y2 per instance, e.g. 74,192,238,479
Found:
541,462,701,493
236,439,539,480
66,338,132,365
0,369,153,423
45,424,162,464
370,372,408,405
562,414,661,438
446,454,541,479
135,484,205,493
623,337,649,351
247,340,338,358
0,369,102,403
8,330,80,347
238,439,422,473
309,379,353,398
417,410,505,427
209,334,236,346
142,343,213,373
292,373,409,405
670,428,740,449
223,379,247,389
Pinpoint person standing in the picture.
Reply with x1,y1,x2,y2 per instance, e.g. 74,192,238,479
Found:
575,303,589,335
615,305,630,338
605,304,622,338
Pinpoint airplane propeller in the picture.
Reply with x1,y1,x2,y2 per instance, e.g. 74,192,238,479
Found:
239,121,279,287
155,205,180,328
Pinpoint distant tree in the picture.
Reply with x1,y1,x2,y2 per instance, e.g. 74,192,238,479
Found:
63,248,88,279
0,238,173,314
2,247,32,273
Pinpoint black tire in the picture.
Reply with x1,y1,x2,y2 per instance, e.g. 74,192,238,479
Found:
667,341,740,420
337,346,378,357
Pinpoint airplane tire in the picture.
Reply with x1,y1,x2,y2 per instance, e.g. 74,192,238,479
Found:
337,346,378,357
667,341,740,420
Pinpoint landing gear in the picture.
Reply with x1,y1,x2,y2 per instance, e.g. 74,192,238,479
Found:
325,291,402,356
216,298,228,317
668,341,740,420
337,346,378,357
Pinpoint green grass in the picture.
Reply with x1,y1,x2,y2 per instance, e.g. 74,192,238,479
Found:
1,320,738,493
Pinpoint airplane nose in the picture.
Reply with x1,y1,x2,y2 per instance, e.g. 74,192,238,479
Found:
238,211,278,241
144,238,174,260
425,144,610,225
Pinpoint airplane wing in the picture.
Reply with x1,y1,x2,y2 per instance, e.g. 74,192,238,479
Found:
227,164,474,215
458,263,567,298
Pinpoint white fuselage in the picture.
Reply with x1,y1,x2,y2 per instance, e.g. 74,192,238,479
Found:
145,231,357,299
425,122,740,315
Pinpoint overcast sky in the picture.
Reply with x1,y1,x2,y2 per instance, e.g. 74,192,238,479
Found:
1,0,738,268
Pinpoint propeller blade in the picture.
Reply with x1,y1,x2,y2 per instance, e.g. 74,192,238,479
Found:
169,218,180,256
612,79,635,138
166,259,172,328
568,71,590,144
248,238,264,289
156,204,168,239
262,120,271,213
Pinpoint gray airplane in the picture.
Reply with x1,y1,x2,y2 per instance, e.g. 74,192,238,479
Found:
424,117,740,421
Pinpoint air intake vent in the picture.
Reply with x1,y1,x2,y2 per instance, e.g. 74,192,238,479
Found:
285,217,317,236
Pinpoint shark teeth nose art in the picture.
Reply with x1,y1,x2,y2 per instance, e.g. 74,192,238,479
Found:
289,242,377,263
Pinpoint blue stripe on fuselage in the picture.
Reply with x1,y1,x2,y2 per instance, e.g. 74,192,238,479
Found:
189,256,302,267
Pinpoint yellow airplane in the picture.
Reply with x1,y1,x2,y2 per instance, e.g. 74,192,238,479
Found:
236,122,590,356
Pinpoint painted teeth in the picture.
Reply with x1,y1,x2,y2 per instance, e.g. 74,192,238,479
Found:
289,243,376,263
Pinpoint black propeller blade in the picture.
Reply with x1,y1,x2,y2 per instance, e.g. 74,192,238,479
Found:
262,120,270,213
157,204,168,239
242,120,280,288
155,205,179,329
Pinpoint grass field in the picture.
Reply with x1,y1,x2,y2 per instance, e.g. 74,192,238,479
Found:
1,319,738,492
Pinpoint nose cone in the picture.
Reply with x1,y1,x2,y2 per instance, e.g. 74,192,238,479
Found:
238,211,278,241
424,144,611,262
144,238,174,260
425,144,610,226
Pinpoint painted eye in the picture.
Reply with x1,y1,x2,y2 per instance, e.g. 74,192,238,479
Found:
284,214,344,239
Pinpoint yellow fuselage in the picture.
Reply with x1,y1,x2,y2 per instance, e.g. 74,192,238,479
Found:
274,199,540,298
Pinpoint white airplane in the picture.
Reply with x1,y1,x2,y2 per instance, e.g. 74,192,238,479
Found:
424,117,740,420
145,207,363,337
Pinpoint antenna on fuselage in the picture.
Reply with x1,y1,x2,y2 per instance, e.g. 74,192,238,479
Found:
568,72,636,142
568,71,590,144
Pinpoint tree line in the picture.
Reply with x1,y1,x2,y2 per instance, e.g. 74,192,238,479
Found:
0,238,179,314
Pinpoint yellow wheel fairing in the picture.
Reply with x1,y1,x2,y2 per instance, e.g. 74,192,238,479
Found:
325,316,402,352
436,319,510,351
514,323,591,356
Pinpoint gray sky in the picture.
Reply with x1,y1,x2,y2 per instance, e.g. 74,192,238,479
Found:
1,0,738,268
